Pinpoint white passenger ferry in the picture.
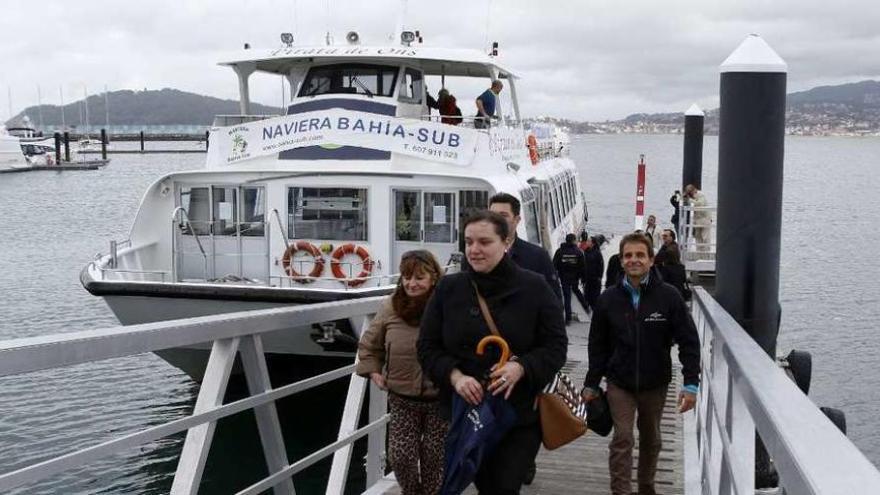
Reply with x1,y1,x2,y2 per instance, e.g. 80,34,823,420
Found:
81,31,587,379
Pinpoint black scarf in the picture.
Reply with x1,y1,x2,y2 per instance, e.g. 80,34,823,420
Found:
469,255,518,300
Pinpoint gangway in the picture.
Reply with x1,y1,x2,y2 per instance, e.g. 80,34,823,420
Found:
1,289,879,494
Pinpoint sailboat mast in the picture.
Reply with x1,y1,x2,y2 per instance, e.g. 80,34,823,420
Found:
37,85,44,130
60,86,66,130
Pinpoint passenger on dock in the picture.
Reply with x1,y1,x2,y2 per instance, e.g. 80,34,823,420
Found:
580,233,605,312
644,215,661,249
605,252,622,290
582,233,701,495
553,233,590,324
658,243,691,301
418,210,568,494
670,190,681,234
654,228,676,266
474,80,503,129
489,193,562,303
356,250,447,495
685,184,711,252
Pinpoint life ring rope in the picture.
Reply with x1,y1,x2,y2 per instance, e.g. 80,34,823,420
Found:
281,241,325,283
330,243,374,287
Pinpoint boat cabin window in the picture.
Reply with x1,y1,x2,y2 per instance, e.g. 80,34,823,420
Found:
399,68,423,103
288,187,368,241
178,185,265,237
180,186,211,235
298,64,399,98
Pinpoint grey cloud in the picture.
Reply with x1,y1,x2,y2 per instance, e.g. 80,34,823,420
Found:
2,0,878,121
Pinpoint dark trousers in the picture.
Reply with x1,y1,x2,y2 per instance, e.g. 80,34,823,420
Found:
584,277,601,311
561,281,589,321
474,422,542,495
606,382,669,495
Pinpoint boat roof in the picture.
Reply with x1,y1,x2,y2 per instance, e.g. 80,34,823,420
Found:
218,45,518,79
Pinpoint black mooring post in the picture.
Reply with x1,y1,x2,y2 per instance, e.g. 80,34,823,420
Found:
715,34,787,358
683,104,705,191
715,33,788,491
53,132,62,165
63,132,71,162
140,130,145,152
100,128,107,160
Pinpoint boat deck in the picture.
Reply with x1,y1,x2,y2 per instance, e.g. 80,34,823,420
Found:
364,314,685,495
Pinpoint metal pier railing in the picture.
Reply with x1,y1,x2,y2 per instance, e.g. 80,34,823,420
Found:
4,287,880,494
686,287,880,494
0,297,389,495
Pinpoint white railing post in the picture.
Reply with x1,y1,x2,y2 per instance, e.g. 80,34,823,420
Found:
171,337,240,495
365,381,388,486
326,315,373,495
240,335,296,495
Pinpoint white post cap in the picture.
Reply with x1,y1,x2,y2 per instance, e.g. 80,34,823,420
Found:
685,103,705,117
720,34,787,73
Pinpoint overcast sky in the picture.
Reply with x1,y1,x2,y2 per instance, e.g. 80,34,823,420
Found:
3,0,879,122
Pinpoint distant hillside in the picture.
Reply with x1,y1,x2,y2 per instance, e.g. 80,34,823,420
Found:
572,79,880,136
6,88,282,127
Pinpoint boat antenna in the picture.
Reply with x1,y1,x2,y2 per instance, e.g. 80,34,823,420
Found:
293,0,299,38
7,87,12,122
393,0,407,43
484,0,492,52
324,0,332,45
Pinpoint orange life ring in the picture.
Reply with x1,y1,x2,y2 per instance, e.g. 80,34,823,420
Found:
330,243,374,287
281,241,325,282
527,134,539,165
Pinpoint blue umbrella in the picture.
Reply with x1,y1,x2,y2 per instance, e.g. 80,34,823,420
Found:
440,336,518,495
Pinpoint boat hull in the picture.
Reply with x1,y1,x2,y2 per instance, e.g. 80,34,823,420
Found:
85,276,392,381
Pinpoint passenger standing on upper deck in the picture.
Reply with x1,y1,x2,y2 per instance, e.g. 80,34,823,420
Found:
357,250,447,495
474,80,503,129
438,89,463,126
582,233,701,495
488,192,562,303
418,210,567,494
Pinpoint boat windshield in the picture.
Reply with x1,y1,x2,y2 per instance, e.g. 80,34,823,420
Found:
298,63,399,98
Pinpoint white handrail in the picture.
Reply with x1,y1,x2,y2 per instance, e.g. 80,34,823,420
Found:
0,296,389,494
686,287,880,494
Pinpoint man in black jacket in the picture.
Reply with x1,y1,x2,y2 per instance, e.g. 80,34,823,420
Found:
581,234,605,312
489,193,562,302
582,233,700,495
553,233,590,323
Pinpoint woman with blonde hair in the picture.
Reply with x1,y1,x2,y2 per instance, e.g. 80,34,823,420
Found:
356,249,447,494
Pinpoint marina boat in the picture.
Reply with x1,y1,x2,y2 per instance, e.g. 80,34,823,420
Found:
0,127,30,172
81,32,588,380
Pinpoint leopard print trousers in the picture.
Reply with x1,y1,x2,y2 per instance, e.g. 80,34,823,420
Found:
388,393,449,495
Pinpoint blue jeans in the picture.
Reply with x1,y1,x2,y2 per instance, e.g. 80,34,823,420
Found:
561,281,589,321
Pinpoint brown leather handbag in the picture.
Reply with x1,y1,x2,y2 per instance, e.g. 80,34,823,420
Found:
472,284,587,450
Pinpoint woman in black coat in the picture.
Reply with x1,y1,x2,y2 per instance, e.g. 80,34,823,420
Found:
418,210,568,494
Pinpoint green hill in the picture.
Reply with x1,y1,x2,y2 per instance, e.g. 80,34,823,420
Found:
6,88,282,127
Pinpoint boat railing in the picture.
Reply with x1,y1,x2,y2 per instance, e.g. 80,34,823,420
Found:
678,204,716,272
211,114,280,127
0,297,390,495
686,287,880,494
171,207,209,281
